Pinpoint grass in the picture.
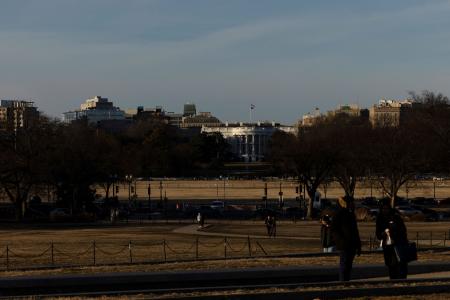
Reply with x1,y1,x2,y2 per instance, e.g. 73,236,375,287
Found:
0,221,450,277
95,179,450,201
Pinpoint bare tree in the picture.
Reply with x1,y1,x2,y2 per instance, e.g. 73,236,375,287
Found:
328,115,371,197
0,117,56,219
367,124,425,207
271,123,338,217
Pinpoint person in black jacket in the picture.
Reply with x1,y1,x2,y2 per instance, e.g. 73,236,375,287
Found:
331,196,361,281
320,214,335,252
376,198,408,279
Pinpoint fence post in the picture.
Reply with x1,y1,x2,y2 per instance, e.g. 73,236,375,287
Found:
163,240,167,262
224,237,227,259
196,237,199,260
129,241,133,264
416,232,419,249
51,242,54,265
248,236,252,257
6,245,9,271
369,236,372,251
444,232,447,247
430,231,433,247
93,241,96,266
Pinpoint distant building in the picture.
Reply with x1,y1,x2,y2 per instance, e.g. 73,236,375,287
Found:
327,104,369,119
0,100,39,131
125,106,168,123
166,112,183,127
62,96,125,124
181,112,222,128
202,122,295,162
300,108,322,127
183,103,197,117
369,99,417,127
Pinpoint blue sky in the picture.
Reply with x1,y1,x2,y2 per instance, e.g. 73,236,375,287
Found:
1,0,450,124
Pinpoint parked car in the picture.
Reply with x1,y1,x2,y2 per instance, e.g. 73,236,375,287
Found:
395,206,423,217
49,208,71,221
252,208,276,220
360,197,379,208
197,205,222,218
409,197,437,207
210,200,225,211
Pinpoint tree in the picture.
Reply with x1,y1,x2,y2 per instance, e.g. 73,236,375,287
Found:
0,117,57,219
270,123,338,217
408,90,450,174
328,115,371,198
367,124,426,208
49,121,100,212
189,132,230,171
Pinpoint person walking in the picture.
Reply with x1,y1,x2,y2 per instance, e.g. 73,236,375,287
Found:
376,198,409,279
320,214,335,253
265,214,273,237
197,212,204,228
271,214,277,238
331,196,361,281
265,214,276,238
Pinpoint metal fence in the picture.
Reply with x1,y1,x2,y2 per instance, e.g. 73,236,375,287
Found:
1,231,449,271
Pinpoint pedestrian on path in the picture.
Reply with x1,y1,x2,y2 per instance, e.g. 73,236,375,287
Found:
265,214,276,238
331,196,361,281
376,198,409,279
197,212,205,228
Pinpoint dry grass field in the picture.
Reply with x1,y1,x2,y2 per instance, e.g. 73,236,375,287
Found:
0,221,449,277
98,179,450,202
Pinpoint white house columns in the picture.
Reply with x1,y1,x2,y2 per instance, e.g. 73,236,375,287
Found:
202,122,295,162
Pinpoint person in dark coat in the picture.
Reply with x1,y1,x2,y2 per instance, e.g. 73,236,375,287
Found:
265,214,276,238
331,196,361,281
320,214,335,252
376,198,408,279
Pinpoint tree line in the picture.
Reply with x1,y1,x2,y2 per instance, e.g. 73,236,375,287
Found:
269,91,450,217
1,90,449,220
0,118,230,219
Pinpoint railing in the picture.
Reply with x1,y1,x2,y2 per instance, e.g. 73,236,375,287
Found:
367,231,450,251
1,231,449,271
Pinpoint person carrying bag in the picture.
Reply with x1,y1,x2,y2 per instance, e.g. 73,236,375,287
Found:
376,198,416,279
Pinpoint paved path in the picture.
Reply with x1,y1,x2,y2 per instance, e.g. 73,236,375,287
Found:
172,224,319,240
3,262,450,297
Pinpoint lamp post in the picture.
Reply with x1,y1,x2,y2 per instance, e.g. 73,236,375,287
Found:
223,177,226,200
125,175,133,207
263,182,268,208
147,181,151,216
433,178,437,201
216,182,219,201
159,181,163,209
278,181,283,209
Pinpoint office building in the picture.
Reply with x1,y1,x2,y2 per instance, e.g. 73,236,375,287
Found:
369,99,417,127
62,96,125,124
0,100,39,131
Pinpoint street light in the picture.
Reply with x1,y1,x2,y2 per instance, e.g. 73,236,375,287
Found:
125,175,133,207
216,182,219,201
147,181,151,216
433,178,437,201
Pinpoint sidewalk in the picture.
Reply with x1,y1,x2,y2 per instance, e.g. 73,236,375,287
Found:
172,224,319,240
2,262,450,297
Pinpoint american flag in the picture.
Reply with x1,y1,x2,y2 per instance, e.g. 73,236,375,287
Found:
250,104,255,110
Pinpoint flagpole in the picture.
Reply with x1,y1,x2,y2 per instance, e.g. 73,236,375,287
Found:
250,106,252,123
